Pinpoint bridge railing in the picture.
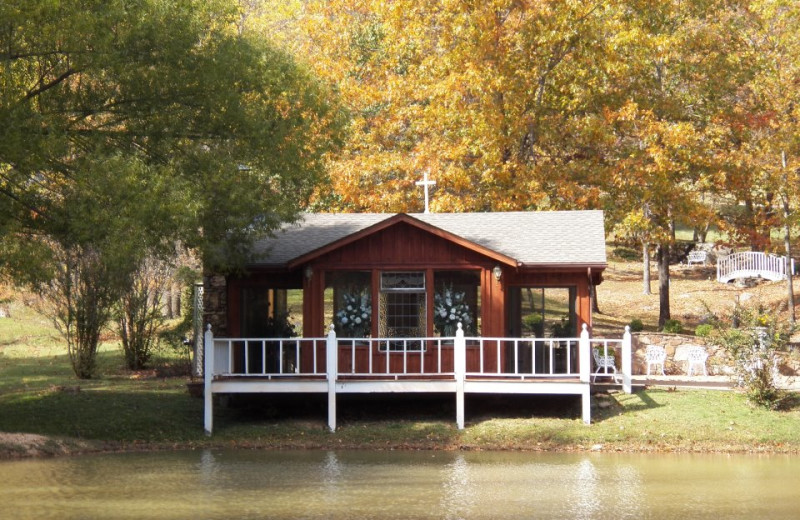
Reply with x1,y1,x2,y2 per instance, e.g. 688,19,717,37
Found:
717,251,794,283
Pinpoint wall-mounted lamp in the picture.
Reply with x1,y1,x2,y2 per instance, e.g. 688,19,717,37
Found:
492,265,502,282
304,265,313,280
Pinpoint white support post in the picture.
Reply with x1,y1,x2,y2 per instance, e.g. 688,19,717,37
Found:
454,323,466,430
581,385,591,425
326,325,338,432
579,324,591,424
203,324,214,436
579,324,590,384
622,325,632,394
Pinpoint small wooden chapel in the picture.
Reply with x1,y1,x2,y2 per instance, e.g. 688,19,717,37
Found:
203,210,608,345
200,209,616,432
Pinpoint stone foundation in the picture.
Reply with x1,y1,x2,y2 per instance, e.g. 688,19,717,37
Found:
203,274,228,337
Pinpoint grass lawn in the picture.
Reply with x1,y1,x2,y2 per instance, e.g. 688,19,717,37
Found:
2,259,800,458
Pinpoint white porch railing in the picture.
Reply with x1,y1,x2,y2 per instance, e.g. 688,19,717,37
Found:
208,328,626,381
717,251,795,283
203,324,633,434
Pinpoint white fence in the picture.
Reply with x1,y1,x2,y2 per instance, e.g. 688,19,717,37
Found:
203,324,632,434
207,328,626,381
717,251,794,283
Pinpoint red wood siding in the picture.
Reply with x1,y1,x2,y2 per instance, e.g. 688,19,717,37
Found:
311,221,496,270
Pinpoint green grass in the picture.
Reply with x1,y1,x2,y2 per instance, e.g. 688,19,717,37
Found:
3,298,800,457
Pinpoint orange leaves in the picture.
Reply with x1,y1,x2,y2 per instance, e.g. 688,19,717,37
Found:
266,0,617,212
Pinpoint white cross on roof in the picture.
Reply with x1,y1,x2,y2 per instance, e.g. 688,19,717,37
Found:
415,170,436,213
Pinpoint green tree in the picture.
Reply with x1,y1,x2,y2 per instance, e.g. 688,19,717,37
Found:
1,0,343,377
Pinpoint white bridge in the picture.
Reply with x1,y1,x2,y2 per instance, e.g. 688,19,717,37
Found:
717,251,795,283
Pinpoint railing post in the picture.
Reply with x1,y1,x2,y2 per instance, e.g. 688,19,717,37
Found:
326,325,338,432
203,324,214,436
455,323,466,430
579,324,590,384
622,325,632,394
579,324,591,425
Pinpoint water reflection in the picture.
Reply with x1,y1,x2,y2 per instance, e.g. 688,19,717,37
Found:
441,455,472,519
1,450,800,519
570,458,600,518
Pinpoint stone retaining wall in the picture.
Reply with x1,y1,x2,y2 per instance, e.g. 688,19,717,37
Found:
632,332,800,378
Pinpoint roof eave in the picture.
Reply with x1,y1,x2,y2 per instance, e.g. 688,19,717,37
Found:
517,262,608,270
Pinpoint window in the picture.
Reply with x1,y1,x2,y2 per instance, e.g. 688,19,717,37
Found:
379,271,426,350
326,271,372,338
433,271,480,336
516,287,577,338
239,287,301,374
381,271,425,291
241,287,297,337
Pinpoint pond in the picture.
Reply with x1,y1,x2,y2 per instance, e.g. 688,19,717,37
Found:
1,450,798,519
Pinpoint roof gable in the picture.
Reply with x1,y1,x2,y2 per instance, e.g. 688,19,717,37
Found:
286,214,518,268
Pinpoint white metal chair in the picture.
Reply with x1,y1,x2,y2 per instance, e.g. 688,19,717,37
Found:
592,348,620,383
645,345,667,376
686,346,709,376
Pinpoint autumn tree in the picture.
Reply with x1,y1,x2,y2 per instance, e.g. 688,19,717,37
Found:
249,0,792,328
725,1,800,321
603,0,754,327
258,0,616,213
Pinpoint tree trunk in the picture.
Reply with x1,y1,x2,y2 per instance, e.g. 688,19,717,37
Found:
698,223,709,244
782,151,795,324
643,241,651,295
165,287,174,319
590,277,601,314
657,242,671,329
744,197,754,250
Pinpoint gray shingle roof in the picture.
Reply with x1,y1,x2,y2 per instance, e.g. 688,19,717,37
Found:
250,211,607,267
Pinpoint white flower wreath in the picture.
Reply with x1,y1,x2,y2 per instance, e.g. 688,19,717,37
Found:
434,284,472,336
335,291,372,337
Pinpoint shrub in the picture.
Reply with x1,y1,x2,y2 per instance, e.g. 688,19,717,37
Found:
711,307,790,409
629,318,644,332
522,313,544,337
117,257,172,370
611,246,640,261
549,316,573,337
39,245,119,379
662,319,683,334
695,324,713,337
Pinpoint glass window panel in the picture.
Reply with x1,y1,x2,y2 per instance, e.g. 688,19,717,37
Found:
518,287,577,338
381,271,425,290
326,271,372,337
379,271,426,350
240,288,295,337
433,271,480,336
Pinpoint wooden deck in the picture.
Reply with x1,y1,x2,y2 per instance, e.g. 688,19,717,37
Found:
202,325,632,434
